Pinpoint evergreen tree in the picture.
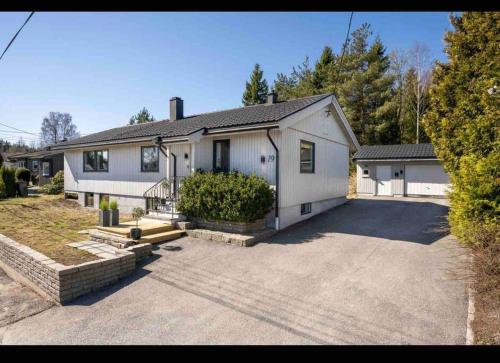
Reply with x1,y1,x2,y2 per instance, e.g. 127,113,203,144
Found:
423,12,499,243
129,107,155,125
312,46,335,91
336,25,396,145
242,64,269,106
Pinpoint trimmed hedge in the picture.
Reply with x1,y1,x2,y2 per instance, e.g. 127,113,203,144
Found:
0,166,16,198
176,171,274,223
15,167,31,184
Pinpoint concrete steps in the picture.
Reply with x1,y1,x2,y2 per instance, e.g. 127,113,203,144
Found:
137,230,185,244
97,221,174,238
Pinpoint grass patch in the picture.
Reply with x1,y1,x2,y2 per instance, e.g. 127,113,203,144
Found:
0,194,129,266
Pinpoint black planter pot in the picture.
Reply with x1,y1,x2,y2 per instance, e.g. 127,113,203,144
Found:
130,227,142,240
99,210,111,227
111,209,119,226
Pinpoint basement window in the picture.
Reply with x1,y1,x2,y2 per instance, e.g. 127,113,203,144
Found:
84,192,94,207
300,202,312,215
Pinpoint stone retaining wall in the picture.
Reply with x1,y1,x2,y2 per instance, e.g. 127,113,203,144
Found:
186,228,276,247
194,218,266,234
0,234,137,304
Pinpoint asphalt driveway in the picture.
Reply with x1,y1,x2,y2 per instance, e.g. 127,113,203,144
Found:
0,196,469,344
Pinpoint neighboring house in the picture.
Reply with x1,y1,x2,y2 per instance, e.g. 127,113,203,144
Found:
8,150,64,186
353,143,450,197
51,93,360,230
0,152,17,168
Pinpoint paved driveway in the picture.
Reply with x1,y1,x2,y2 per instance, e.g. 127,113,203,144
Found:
0,197,469,344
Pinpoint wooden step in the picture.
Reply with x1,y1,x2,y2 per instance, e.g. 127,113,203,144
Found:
137,230,185,244
97,222,174,238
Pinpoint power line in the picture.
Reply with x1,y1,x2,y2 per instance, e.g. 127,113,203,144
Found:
337,12,354,73
0,122,38,136
0,12,35,62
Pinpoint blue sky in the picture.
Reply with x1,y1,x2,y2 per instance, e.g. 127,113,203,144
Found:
0,12,453,144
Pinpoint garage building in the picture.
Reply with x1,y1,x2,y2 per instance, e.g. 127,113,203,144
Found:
353,143,450,197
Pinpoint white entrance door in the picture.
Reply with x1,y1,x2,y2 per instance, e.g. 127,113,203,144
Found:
376,165,392,196
405,164,450,196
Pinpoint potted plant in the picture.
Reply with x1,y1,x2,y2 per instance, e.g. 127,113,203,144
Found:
130,207,145,240
110,200,119,226
98,200,111,227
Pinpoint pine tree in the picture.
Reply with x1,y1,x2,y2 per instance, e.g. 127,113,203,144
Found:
423,12,499,242
129,107,155,125
312,46,335,91
336,25,397,145
242,64,269,106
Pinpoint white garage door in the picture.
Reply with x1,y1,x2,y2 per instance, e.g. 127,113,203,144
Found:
405,164,450,196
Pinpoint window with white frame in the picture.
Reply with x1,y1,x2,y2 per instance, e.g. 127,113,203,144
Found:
362,168,370,178
300,140,315,173
42,162,50,176
141,146,159,172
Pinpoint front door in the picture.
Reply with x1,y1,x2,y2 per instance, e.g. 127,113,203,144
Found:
376,165,392,196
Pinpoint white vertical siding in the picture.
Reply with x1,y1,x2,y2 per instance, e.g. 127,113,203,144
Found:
280,108,350,209
64,142,167,197
356,163,376,194
193,129,280,185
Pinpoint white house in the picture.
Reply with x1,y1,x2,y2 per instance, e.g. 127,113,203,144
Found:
353,144,450,197
51,93,360,230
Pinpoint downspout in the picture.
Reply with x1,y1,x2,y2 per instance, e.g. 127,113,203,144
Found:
154,137,177,196
266,128,280,230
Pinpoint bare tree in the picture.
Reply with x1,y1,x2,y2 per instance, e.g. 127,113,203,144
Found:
389,49,409,140
408,42,432,143
40,112,79,146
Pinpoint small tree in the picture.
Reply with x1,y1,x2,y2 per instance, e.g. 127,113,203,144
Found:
242,64,269,106
132,207,145,228
128,107,155,125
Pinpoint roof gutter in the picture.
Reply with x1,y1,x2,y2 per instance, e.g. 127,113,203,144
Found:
266,128,280,231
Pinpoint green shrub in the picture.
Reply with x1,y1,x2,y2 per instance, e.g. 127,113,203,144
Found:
99,200,109,211
40,170,64,195
0,166,16,198
177,171,274,223
109,200,118,210
15,167,31,184
0,177,6,199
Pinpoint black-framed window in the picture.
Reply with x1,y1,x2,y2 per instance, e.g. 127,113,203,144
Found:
213,139,230,173
301,202,312,215
141,146,159,172
32,160,39,172
83,150,108,172
300,140,315,173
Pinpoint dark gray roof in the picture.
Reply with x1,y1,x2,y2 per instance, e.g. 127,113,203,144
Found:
7,149,63,160
352,143,437,160
53,94,332,149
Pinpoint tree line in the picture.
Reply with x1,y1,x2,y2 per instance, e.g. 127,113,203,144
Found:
242,23,433,146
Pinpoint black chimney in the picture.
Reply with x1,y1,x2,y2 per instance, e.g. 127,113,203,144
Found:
170,97,184,121
267,92,278,105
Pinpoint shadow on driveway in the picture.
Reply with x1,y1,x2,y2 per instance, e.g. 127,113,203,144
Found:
264,198,450,245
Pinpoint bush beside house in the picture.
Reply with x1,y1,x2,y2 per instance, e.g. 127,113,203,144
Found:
177,171,274,223
40,170,64,195
15,167,31,184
